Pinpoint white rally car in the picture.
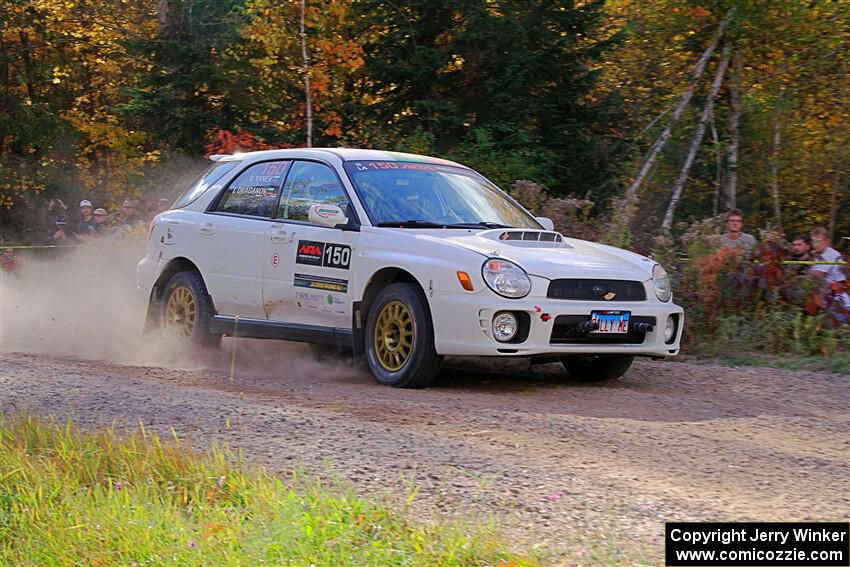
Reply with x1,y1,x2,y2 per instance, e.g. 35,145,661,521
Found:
138,148,683,388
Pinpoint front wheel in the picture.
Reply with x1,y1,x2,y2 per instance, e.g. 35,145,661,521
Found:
561,354,634,381
158,271,220,348
364,283,442,388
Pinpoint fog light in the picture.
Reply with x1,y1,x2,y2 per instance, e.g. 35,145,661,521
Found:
664,315,676,343
492,312,519,342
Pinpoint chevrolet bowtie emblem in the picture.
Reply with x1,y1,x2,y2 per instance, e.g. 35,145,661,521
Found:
604,291,617,300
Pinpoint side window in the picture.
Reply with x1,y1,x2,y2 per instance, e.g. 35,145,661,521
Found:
174,161,239,209
279,161,349,222
214,161,289,217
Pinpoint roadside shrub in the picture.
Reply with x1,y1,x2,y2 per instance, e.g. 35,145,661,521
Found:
510,180,601,241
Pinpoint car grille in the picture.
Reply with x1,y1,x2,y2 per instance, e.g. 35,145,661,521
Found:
547,279,646,301
549,315,656,345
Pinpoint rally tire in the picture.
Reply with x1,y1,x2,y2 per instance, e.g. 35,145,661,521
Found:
364,283,442,388
159,270,221,348
560,354,634,381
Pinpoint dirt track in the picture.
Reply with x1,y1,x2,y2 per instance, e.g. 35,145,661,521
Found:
2,344,848,563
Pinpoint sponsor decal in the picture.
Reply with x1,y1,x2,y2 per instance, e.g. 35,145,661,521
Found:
314,207,338,219
294,273,348,293
271,252,280,268
295,240,351,270
162,227,175,245
296,240,324,266
295,290,345,313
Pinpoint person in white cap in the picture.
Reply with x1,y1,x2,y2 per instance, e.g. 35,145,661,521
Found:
75,199,96,235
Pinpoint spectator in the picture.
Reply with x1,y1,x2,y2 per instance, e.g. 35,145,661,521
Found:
45,198,68,231
810,227,848,324
48,214,80,243
788,234,812,275
119,199,143,228
810,227,846,284
1,248,19,272
74,199,96,236
720,209,756,251
93,208,109,234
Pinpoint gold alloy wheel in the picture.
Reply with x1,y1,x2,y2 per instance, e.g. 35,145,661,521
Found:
373,300,415,371
164,286,197,337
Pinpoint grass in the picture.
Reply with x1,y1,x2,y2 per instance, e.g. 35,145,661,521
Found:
691,352,850,375
683,310,850,375
0,413,529,566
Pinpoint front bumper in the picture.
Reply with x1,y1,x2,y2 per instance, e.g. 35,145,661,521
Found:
429,290,684,357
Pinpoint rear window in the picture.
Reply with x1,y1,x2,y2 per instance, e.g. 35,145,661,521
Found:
172,161,239,209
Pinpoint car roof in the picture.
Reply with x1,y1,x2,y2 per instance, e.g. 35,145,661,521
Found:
216,147,469,169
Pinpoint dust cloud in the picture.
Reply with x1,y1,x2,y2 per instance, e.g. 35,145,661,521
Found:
0,233,356,380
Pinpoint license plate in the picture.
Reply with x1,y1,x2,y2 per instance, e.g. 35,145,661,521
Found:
590,310,630,334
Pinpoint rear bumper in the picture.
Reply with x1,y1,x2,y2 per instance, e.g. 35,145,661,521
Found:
136,255,159,300
429,290,684,357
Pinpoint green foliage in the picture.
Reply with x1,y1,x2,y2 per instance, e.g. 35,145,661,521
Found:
0,414,522,566
707,310,847,358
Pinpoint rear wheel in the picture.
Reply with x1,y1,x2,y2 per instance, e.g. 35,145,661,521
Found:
159,271,220,348
364,283,442,388
560,354,634,381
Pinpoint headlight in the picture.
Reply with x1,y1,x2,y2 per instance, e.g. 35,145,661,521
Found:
653,264,672,302
482,258,531,298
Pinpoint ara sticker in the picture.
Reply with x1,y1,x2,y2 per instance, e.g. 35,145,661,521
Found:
271,252,280,268
295,240,351,270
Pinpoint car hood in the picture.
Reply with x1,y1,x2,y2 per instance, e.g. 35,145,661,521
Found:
397,228,655,281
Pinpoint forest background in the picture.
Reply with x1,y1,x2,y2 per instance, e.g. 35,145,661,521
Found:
1,0,848,365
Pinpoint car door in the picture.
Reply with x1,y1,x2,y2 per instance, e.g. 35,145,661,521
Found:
263,160,359,329
199,160,290,319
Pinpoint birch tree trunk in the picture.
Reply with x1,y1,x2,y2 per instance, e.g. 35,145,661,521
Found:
769,86,785,227
622,9,734,215
300,0,313,148
710,114,723,216
725,50,743,210
662,45,733,230
829,167,841,239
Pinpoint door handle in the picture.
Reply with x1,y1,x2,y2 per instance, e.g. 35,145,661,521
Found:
200,222,214,235
271,227,294,244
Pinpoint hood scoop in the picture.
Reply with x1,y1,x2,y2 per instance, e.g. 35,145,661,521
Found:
480,229,571,248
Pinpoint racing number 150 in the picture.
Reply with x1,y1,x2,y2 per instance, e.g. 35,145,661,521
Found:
324,244,351,269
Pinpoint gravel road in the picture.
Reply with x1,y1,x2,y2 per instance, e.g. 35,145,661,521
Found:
2,344,848,564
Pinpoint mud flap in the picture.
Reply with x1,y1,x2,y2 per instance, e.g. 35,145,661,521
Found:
142,287,160,335
352,301,366,364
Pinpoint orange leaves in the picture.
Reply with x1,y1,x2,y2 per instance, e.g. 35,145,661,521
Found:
688,6,712,19
205,129,272,157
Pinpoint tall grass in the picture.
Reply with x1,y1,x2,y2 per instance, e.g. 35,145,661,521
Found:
0,414,523,566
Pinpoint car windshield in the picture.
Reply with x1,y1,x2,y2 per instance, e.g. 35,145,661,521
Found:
343,161,541,229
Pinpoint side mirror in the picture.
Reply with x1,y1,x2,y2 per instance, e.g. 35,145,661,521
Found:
536,216,555,231
309,203,348,228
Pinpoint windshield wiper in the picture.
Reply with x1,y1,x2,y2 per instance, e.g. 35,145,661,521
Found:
376,220,445,228
443,221,513,229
